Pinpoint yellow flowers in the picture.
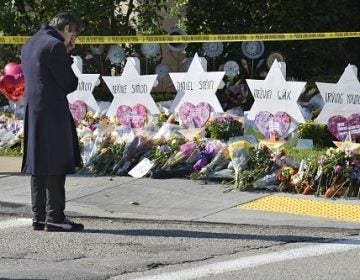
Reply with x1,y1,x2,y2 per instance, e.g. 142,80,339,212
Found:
228,140,252,160
279,166,296,179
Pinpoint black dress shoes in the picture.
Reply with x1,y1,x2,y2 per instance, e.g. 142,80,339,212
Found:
32,220,45,231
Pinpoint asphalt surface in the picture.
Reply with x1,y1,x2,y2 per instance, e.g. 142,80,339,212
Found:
1,156,360,230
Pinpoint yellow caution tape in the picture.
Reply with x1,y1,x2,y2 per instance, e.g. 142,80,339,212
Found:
1,32,359,44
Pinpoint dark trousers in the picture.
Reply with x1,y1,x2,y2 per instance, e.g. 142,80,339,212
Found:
31,175,66,222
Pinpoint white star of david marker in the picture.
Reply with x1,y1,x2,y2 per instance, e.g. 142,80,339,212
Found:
102,57,159,120
315,64,360,124
169,53,225,113
67,64,100,112
246,60,306,123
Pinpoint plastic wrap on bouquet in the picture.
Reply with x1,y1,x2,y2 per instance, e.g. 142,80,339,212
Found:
252,173,278,190
148,136,186,170
0,129,19,148
148,139,198,178
160,141,197,170
0,111,23,149
79,135,95,165
227,138,253,189
77,114,131,175
190,144,230,180
153,122,183,139
206,168,234,180
149,148,201,179
192,139,224,171
112,135,155,176
78,132,126,176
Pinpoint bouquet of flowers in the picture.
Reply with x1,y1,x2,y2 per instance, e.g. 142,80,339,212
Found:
192,139,223,171
283,159,317,195
78,134,126,176
349,156,360,198
160,140,198,169
205,114,243,140
312,147,360,198
112,134,153,176
276,166,298,192
244,144,278,190
0,111,23,150
227,138,252,189
149,136,186,169
150,138,198,178
77,114,117,167
228,144,296,192
190,143,230,181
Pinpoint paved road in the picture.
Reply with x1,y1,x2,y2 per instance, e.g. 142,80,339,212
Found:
1,156,360,279
1,214,359,280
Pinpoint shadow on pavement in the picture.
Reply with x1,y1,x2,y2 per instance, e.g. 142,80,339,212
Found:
82,228,360,245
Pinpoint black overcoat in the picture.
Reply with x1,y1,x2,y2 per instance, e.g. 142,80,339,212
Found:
21,25,81,175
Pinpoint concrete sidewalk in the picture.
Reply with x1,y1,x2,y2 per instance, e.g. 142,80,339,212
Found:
0,156,22,173
1,156,360,230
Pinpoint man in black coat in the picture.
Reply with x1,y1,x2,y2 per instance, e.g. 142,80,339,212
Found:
21,12,84,231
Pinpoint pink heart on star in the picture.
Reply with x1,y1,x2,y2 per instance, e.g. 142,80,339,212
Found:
254,111,291,139
327,113,360,141
69,100,87,125
116,104,148,128
178,102,211,128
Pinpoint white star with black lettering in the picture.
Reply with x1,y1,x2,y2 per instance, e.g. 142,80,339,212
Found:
246,60,306,123
67,65,100,112
315,64,360,124
102,57,159,120
169,53,225,113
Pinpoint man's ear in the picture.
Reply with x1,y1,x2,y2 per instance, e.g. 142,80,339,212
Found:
64,25,71,32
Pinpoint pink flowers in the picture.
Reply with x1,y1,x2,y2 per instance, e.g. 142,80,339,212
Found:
179,141,197,157
334,165,342,174
161,141,197,169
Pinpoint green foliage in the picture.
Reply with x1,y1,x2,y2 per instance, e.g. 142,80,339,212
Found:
205,117,243,140
149,136,186,168
0,0,168,75
287,147,324,166
1,0,359,106
0,0,169,105
0,146,22,157
297,120,336,148
180,0,360,81
79,141,126,176
151,92,176,102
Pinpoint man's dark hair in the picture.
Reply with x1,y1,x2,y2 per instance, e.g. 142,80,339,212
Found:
49,12,81,34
